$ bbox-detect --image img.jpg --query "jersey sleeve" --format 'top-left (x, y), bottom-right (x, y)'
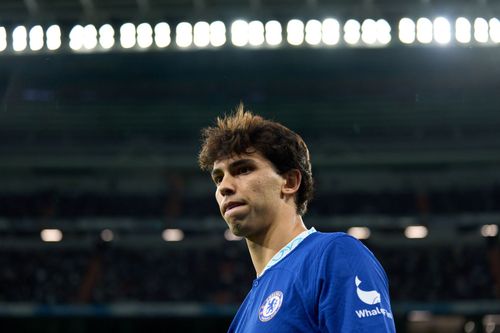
top-left (317, 235), bottom-right (396, 333)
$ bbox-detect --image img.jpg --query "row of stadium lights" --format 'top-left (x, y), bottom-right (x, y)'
top-left (0, 17), bottom-right (499, 52)
top-left (39, 224), bottom-right (498, 242)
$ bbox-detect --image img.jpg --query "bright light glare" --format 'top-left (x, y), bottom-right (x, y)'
top-left (46, 25), bottom-right (61, 50)
top-left (361, 19), bottom-right (377, 44)
top-left (224, 229), bottom-right (243, 241)
top-left (154, 22), bottom-right (171, 48)
top-left (29, 25), bottom-right (44, 51)
top-left (408, 311), bottom-right (433, 322)
top-left (347, 227), bottom-right (371, 240)
top-left (416, 18), bottom-right (433, 44)
top-left (434, 17), bottom-right (451, 44)
top-left (481, 224), bottom-right (498, 237)
top-left (194, 21), bottom-right (210, 47)
top-left (83, 24), bottom-right (98, 50)
top-left (248, 20), bottom-right (265, 46)
top-left (13, 25), bottom-right (28, 51)
top-left (176, 22), bottom-right (193, 48)
top-left (99, 24), bottom-right (114, 49)
top-left (0, 27), bottom-right (6, 52)
top-left (120, 23), bottom-right (136, 49)
top-left (456, 17), bottom-right (471, 43)
top-left (376, 19), bottom-right (391, 44)
top-left (399, 18), bottom-right (416, 44)
top-left (69, 25), bottom-right (84, 50)
top-left (137, 23), bottom-right (153, 48)
top-left (404, 225), bottom-right (428, 239)
top-left (41, 229), bottom-right (63, 242)
top-left (101, 229), bottom-right (114, 242)
top-left (287, 19), bottom-right (304, 46)
top-left (474, 18), bottom-right (489, 43)
top-left (231, 20), bottom-right (249, 47)
top-left (322, 18), bottom-right (340, 45)
top-left (490, 18), bottom-right (500, 43)
top-left (265, 20), bottom-right (282, 46)
top-left (305, 19), bottom-right (322, 45)
top-left (162, 229), bottom-right (184, 241)
top-left (210, 21), bottom-right (226, 47)
top-left (344, 19), bottom-right (361, 45)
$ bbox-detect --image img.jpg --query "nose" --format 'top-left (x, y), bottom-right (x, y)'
top-left (218, 174), bottom-right (236, 197)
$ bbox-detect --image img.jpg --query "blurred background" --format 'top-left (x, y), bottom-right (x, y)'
top-left (0, 0), bottom-right (499, 332)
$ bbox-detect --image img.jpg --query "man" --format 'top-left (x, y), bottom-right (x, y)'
top-left (198, 104), bottom-right (396, 332)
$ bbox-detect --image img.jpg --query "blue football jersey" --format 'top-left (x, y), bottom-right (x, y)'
top-left (228, 231), bottom-right (396, 333)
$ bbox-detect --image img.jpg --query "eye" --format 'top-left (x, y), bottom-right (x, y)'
top-left (212, 175), bottom-right (223, 185)
top-left (237, 166), bottom-right (252, 175)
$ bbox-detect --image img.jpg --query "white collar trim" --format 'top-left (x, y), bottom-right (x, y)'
top-left (258, 227), bottom-right (317, 278)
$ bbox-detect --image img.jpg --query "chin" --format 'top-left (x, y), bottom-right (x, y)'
top-left (228, 221), bottom-right (248, 238)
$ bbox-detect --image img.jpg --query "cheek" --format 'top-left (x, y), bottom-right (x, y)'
top-left (250, 177), bottom-right (282, 198)
top-left (215, 190), bottom-right (222, 206)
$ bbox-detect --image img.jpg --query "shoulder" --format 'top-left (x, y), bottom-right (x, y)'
top-left (307, 231), bottom-right (369, 256)
top-left (309, 231), bottom-right (386, 280)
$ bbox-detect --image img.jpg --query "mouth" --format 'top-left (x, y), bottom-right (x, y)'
top-left (223, 201), bottom-right (246, 215)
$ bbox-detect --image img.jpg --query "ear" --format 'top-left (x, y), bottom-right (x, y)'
top-left (281, 169), bottom-right (302, 195)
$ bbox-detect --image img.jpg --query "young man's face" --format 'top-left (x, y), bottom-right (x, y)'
top-left (211, 151), bottom-right (286, 239)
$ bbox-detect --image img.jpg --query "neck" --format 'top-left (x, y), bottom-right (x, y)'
top-left (246, 214), bottom-right (307, 277)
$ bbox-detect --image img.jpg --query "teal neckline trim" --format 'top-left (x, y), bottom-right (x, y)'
top-left (258, 227), bottom-right (317, 278)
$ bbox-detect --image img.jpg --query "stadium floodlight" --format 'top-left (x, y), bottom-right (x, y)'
top-left (361, 19), bottom-right (377, 45)
top-left (287, 19), bottom-right (304, 46)
top-left (433, 17), bottom-right (451, 44)
top-left (416, 18), bottom-right (433, 44)
top-left (0, 27), bottom-right (6, 52)
top-left (69, 25), bottom-right (84, 50)
top-left (210, 21), bottom-right (226, 47)
top-left (100, 229), bottom-right (114, 242)
top-left (162, 229), bottom-right (184, 241)
top-left (322, 18), bottom-right (340, 45)
top-left (83, 24), bottom-right (98, 50)
top-left (176, 22), bottom-right (193, 48)
top-left (29, 25), bottom-right (44, 51)
top-left (490, 18), bottom-right (500, 43)
top-left (231, 20), bottom-right (249, 47)
top-left (137, 23), bottom-right (153, 48)
top-left (305, 19), bottom-right (322, 45)
top-left (455, 17), bottom-right (471, 44)
top-left (41, 229), bottom-right (63, 242)
top-left (344, 19), bottom-right (361, 45)
top-left (265, 20), bottom-right (282, 46)
top-left (120, 23), bottom-right (136, 49)
top-left (12, 25), bottom-right (28, 52)
top-left (46, 25), bottom-right (61, 50)
top-left (399, 18), bottom-right (416, 44)
top-left (404, 225), bottom-right (428, 239)
top-left (224, 229), bottom-right (243, 241)
top-left (98, 24), bottom-right (114, 49)
top-left (376, 19), bottom-right (391, 45)
top-left (474, 18), bottom-right (489, 43)
top-left (480, 224), bottom-right (498, 237)
top-left (193, 21), bottom-right (210, 47)
top-left (154, 22), bottom-right (171, 48)
top-left (347, 227), bottom-right (371, 240)
top-left (248, 20), bottom-right (265, 46)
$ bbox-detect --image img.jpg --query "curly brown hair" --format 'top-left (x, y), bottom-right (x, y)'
top-left (198, 104), bottom-right (313, 215)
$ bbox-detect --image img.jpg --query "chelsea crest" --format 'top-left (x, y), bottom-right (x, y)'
top-left (258, 291), bottom-right (284, 322)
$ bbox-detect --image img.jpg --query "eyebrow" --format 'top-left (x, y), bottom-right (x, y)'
top-left (211, 158), bottom-right (255, 178)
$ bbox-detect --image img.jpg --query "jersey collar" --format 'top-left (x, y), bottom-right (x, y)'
top-left (258, 227), bottom-right (317, 278)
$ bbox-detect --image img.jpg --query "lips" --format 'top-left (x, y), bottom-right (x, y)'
top-left (223, 201), bottom-right (246, 215)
